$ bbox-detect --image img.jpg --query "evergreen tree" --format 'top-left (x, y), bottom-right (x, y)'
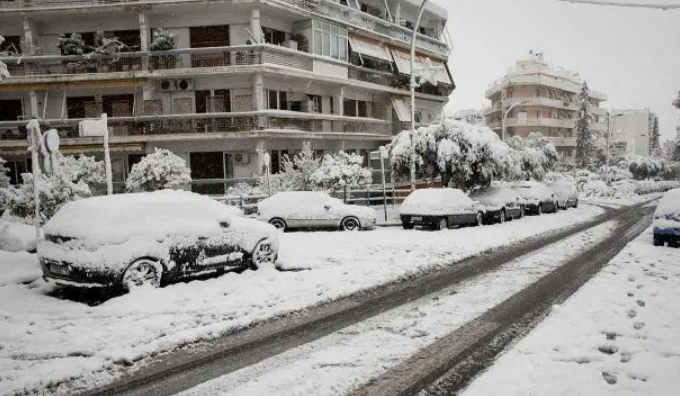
top-left (649, 115), bottom-right (660, 154)
top-left (575, 81), bottom-right (595, 169)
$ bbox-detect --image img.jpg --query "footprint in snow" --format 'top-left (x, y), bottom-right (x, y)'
top-left (598, 345), bottom-right (619, 355)
top-left (628, 372), bottom-right (648, 382)
top-left (627, 309), bottom-right (638, 318)
top-left (637, 300), bottom-right (646, 307)
top-left (633, 322), bottom-right (646, 330)
top-left (627, 292), bottom-right (634, 297)
top-left (602, 371), bottom-right (618, 385)
top-left (620, 352), bottom-right (633, 363)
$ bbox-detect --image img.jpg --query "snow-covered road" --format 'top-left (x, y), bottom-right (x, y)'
top-left (0, 205), bottom-right (605, 395)
top-left (461, 226), bottom-right (680, 396)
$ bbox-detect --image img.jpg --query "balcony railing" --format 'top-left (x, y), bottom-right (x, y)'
top-left (0, 111), bottom-right (392, 141)
top-left (503, 117), bottom-right (575, 129)
top-left (486, 75), bottom-right (607, 101)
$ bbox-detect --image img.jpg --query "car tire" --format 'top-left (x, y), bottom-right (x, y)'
top-left (435, 217), bottom-right (448, 231)
top-left (269, 218), bottom-right (287, 231)
top-left (653, 236), bottom-right (663, 246)
top-left (499, 209), bottom-right (506, 224)
top-left (122, 259), bottom-right (162, 291)
top-left (475, 212), bottom-right (484, 227)
top-left (251, 240), bottom-right (277, 270)
top-left (574, 200), bottom-right (579, 208)
top-left (402, 223), bottom-right (414, 230)
top-left (341, 217), bottom-right (360, 231)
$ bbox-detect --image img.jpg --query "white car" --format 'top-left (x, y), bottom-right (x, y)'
top-left (256, 191), bottom-right (377, 231)
top-left (653, 188), bottom-right (680, 248)
top-left (38, 190), bottom-right (278, 291)
top-left (545, 181), bottom-right (579, 209)
top-left (510, 181), bottom-right (558, 215)
top-left (399, 188), bottom-right (486, 230)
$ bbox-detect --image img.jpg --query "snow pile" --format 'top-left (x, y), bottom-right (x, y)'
top-left (0, 220), bottom-right (36, 252)
top-left (0, 250), bottom-right (40, 286)
top-left (653, 188), bottom-right (680, 229)
top-left (462, 225), bottom-right (680, 396)
top-left (400, 188), bottom-right (478, 215)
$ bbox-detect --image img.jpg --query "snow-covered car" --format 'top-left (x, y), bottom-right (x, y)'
top-left (652, 188), bottom-right (680, 248)
top-left (256, 191), bottom-right (377, 231)
top-left (510, 182), bottom-right (558, 215)
top-left (399, 188), bottom-right (486, 230)
top-left (38, 190), bottom-right (278, 291)
top-left (469, 186), bottom-right (524, 223)
top-left (545, 181), bottom-right (579, 209)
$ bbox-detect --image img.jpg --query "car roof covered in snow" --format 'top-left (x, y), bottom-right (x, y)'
top-left (400, 188), bottom-right (475, 215)
top-left (654, 188), bottom-right (680, 222)
top-left (44, 190), bottom-right (242, 241)
top-left (469, 186), bottom-right (519, 207)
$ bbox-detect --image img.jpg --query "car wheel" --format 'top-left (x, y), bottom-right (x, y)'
top-left (499, 209), bottom-right (506, 224)
top-left (475, 212), bottom-right (484, 227)
top-left (269, 218), bottom-right (287, 231)
top-left (435, 217), bottom-right (448, 230)
top-left (251, 240), bottom-right (277, 270)
top-left (341, 217), bottom-right (360, 231)
top-left (574, 200), bottom-right (579, 208)
top-left (122, 259), bottom-right (162, 290)
top-left (402, 222), bottom-right (414, 230)
top-left (653, 236), bottom-right (663, 246)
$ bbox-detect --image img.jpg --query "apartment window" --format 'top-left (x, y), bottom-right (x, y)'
top-left (343, 99), bottom-right (372, 118)
top-left (196, 90), bottom-right (231, 113)
top-left (66, 96), bottom-right (96, 119)
top-left (262, 27), bottom-right (287, 46)
top-left (268, 90), bottom-right (288, 110)
top-left (536, 110), bottom-right (541, 118)
top-left (0, 99), bottom-right (23, 121)
top-left (190, 25), bottom-right (230, 48)
top-left (0, 35), bottom-right (21, 54)
top-left (312, 20), bottom-right (348, 61)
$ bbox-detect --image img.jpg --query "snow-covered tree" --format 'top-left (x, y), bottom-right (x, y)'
top-left (0, 35), bottom-right (11, 82)
top-left (649, 115), bottom-right (660, 155)
top-left (575, 81), bottom-right (596, 169)
top-left (391, 115), bottom-right (516, 190)
top-left (4, 154), bottom-right (105, 224)
top-left (125, 148), bottom-right (191, 192)
top-left (255, 142), bottom-right (322, 195)
top-left (627, 155), bottom-right (665, 180)
top-left (310, 151), bottom-right (372, 196)
top-left (507, 132), bottom-right (559, 181)
top-left (0, 157), bottom-right (10, 188)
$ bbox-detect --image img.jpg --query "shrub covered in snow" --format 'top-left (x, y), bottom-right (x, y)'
top-left (0, 35), bottom-right (10, 82)
top-left (258, 142), bottom-right (321, 195)
top-left (507, 132), bottom-right (559, 181)
top-left (125, 148), bottom-right (191, 192)
top-left (3, 154), bottom-right (104, 224)
top-left (627, 155), bottom-right (666, 180)
top-left (310, 151), bottom-right (372, 193)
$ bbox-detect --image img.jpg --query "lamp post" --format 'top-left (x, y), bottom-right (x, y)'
top-left (409, 0), bottom-right (429, 191)
top-left (500, 100), bottom-right (528, 142)
top-left (606, 112), bottom-right (624, 185)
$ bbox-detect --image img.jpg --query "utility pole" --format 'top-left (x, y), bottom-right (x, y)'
top-left (409, 0), bottom-right (429, 191)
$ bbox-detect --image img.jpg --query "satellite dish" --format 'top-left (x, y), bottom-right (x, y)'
top-left (43, 129), bottom-right (60, 153)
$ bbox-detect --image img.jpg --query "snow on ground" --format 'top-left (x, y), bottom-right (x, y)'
top-left (0, 250), bottom-right (40, 287)
top-left (461, 226), bottom-right (680, 396)
top-left (176, 220), bottom-right (619, 396)
top-left (0, 205), bottom-right (604, 395)
top-left (0, 220), bottom-right (36, 252)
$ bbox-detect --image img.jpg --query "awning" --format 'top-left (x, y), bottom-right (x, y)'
top-left (60, 143), bottom-right (144, 154)
top-left (389, 47), bottom-right (452, 85)
top-left (391, 96), bottom-right (411, 122)
top-left (348, 34), bottom-right (392, 63)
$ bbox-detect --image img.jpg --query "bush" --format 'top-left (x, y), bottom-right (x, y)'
top-left (125, 149), bottom-right (191, 192)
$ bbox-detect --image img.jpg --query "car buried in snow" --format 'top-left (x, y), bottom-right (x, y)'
top-left (652, 188), bottom-right (680, 248)
top-left (469, 186), bottom-right (524, 224)
top-left (38, 190), bottom-right (279, 291)
top-left (256, 191), bottom-right (377, 231)
top-left (509, 182), bottom-right (558, 215)
top-left (399, 188), bottom-right (486, 230)
top-left (545, 181), bottom-right (579, 209)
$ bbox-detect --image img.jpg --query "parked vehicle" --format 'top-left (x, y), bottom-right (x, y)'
top-left (653, 188), bottom-right (680, 248)
top-left (469, 186), bottom-right (524, 223)
top-left (256, 191), bottom-right (377, 231)
top-left (38, 190), bottom-right (278, 291)
top-left (510, 182), bottom-right (558, 215)
top-left (546, 181), bottom-right (579, 209)
top-left (399, 188), bottom-right (486, 230)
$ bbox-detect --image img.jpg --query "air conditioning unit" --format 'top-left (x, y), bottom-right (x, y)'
top-left (233, 153), bottom-right (250, 164)
top-left (160, 80), bottom-right (176, 91)
top-left (176, 79), bottom-right (195, 91)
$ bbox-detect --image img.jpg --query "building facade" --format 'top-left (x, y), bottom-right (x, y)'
top-left (609, 109), bottom-right (657, 157)
top-left (484, 52), bottom-right (607, 162)
top-left (0, 0), bottom-right (454, 193)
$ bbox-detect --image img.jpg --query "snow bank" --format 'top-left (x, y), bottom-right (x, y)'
top-left (0, 220), bottom-right (36, 252)
top-left (0, 250), bottom-right (40, 286)
top-left (400, 188), bottom-right (478, 215)
top-left (462, 226), bottom-right (680, 396)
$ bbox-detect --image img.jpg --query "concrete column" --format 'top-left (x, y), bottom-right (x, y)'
top-left (250, 7), bottom-right (262, 44)
top-left (252, 73), bottom-right (265, 111)
top-left (333, 86), bottom-right (344, 116)
top-left (22, 18), bottom-right (38, 55)
top-left (322, 96), bottom-right (332, 132)
top-left (139, 11), bottom-right (151, 73)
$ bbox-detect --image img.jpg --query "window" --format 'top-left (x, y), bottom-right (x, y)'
top-left (344, 100), bottom-right (356, 117)
top-left (0, 99), bottom-right (23, 121)
top-left (66, 96), bottom-right (96, 119)
top-left (268, 90), bottom-right (288, 110)
top-left (536, 110), bottom-right (542, 118)
top-left (4, 159), bottom-right (28, 185)
top-left (190, 152), bottom-right (224, 180)
top-left (312, 20), bottom-right (348, 61)
top-left (262, 27), bottom-right (287, 46)
top-left (127, 154), bottom-right (144, 173)
top-left (0, 35), bottom-right (21, 55)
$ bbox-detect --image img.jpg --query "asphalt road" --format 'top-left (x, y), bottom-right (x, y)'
top-left (79, 203), bottom-right (650, 396)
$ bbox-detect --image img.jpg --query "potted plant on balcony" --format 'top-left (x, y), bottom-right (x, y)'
top-left (92, 30), bottom-right (129, 72)
top-left (150, 29), bottom-right (177, 70)
top-left (58, 33), bottom-right (88, 73)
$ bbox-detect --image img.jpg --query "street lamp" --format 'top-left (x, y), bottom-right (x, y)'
top-left (501, 100), bottom-right (528, 142)
top-left (606, 112), bottom-right (624, 185)
top-left (409, 0), bottom-right (429, 191)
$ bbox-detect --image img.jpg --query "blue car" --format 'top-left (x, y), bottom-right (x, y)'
top-left (653, 189), bottom-right (680, 248)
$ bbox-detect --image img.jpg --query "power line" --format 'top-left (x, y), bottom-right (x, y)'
top-left (551, 0), bottom-right (680, 10)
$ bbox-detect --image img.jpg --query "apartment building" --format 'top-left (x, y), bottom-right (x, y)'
top-left (484, 52), bottom-right (607, 161)
top-left (0, 0), bottom-right (454, 193)
top-left (609, 109), bottom-right (657, 157)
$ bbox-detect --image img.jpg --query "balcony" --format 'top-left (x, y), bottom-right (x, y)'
top-left (484, 97), bottom-right (577, 116)
top-left (546, 137), bottom-right (577, 147)
top-left (0, 44), bottom-right (451, 99)
top-left (0, 0), bottom-right (449, 57)
top-left (0, 111), bottom-right (393, 144)
top-left (486, 75), bottom-right (607, 101)
top-left (503, 117), bottom-right (575, 129)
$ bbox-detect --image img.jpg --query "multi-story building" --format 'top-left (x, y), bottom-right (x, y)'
top-left (609, 109), bottom-right (657, 157)
top-left (484, 52), bottom-right (607, 162)
top-left (450, 108), bottom-right (485, 126)
top-left (0, 0), bottom-right (454, 193)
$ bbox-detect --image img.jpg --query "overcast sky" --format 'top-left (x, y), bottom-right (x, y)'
top-left (437, 0), bottom-right (680, 141)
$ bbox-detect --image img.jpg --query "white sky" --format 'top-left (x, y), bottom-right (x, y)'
top-left (437, 0), bottom-right (680, 141)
